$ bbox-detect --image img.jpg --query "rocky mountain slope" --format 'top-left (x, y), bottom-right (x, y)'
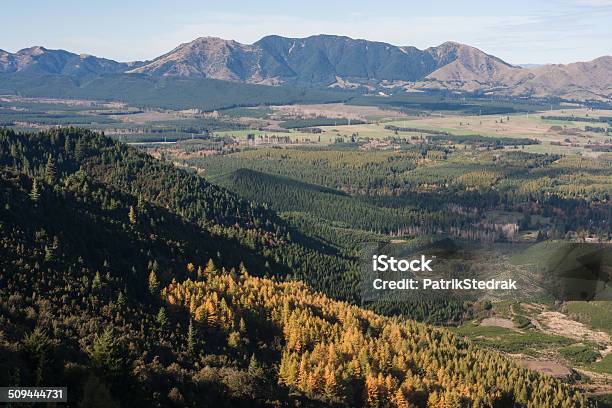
top-left (419, 42), bottom-right (531, 91)
top-left (416, 45), bottom-right (612, 101)
top-left (518, 56), bottom-right (612, 101)
top-left (126, 37), bottom-right (261, 82)
top-left (1, 35), bottom-right (610, 101)
top-left (126, 35), bottom-right (444, 84)
top-left (0, 46), bottom-right (139, 76)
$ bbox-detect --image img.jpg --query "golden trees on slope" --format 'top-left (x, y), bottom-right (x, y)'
top-left (162, 264), bottom-right (590, 408)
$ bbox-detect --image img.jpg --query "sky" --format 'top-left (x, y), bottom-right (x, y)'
top-left (3, 0), bottom-right (611, 64)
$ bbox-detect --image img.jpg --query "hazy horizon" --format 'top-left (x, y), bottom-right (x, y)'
top-left (3, 0), bottom-right (612, 65)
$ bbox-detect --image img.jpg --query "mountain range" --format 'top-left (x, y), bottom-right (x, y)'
top-left (1, 34), bottom-right (611, 102)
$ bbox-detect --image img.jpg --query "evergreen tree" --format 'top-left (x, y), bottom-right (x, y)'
top-left (45, 155), bottom-right (57, 184)
top-left (148, 270), bottom-right (159, 297)
top-left (116, 291), bottom-right (126, 307)
top-left (205, 258), bottom-right (216, 275)
top-left (92, 271), bottom-right (102, 292)
top-left (75, 138), bottom-right (85, 161)
top-left (63, 136), bottom-right (72, 154)
top-left (23, 328), bottom-right (51, 386)
top-left (137, 194), bottom-right (146, 212)
top-left (156, 307), bottom-right (168, 329)
top-left (186, 319), bottom-right (196, 356)
top-left (247, 354), bottom-right (265, 378)
top-left (44, 245), bottom-right (55, 262)
top-left (29, 179), bottom-right (40, 202)
top-left (239, 262), bottom-right (249, 277)
top-left (238, 317), bottom-right (247, 334)
top-left (89, 328), bottom-right (122, 380)
top-left (128, 206), bottom-right (137, 225)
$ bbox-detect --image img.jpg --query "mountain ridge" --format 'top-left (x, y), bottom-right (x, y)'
top-left (1, 34), bottom-right (610, 102)
top-left (0, 45), bottom-right (141, 76)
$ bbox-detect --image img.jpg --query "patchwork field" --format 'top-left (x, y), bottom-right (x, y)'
top-left (213, 106), bottom-right (611, 155)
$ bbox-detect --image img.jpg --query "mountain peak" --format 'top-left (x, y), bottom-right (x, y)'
top-left (19, 45), bottom-right (48, 55)
top-left (126, 35), bottom-right (258, 80)
top-left (437, 40), bottom-right (464, 47)
top-left (187, 36), bottom-right (241, 46)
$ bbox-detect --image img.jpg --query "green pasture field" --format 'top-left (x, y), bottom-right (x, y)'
top-left (452, 322), bottom-right (575, 354)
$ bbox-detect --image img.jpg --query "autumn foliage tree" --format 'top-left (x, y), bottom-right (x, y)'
top-left (163, 266), bottom-right (591, 407)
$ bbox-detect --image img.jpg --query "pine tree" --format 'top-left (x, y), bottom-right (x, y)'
top-left (167, 388), bottom-right (185, 405)
top-left (137, 194), bottom-right (146, 212)
top-left (248, 354), bottom-right (263, 376)
top-left (30, 179), bottom-right (40, 202)
top-left (75, 139), bottom-right (85, 161)
top-left (238, 317), bottom-right (247, 334)
top-left (128, 206), bottom-right (137, 225)
top-left (89, 327), bottom-right (122, 379)
top-left (205, 299), bottom-right (217, 326)
top-left (186, 319), bottom-right (196, 356)
top-left (116, 291), bottom-right (126, 307)
top-left (23, 328), bottom-right (51, 386)
top-left (306, 369), bottom-right (323, 396)
top-left (239, 262), bottom-right (249, 277)
top-left (63, 136), bottom-right (71, 154)
top-left (298, 353), bottom-right (309, 389)
top-left (444, 391), bottom-right (462, 408)
top-left (323, 365), bottom-right (338, 399)
top-left (394, 388), bottom-right (409, 408)
top-left (427, 390), bottom-right (440, 408)
top-left (365, 375), bottom-right (380, 408)
top-left (279, 352), bottom-right (298, 386)
top-left (156, 307), bottom-right (168, 329)
top-left (194, 304), bottom-right (207, 322)
top-left (148, 270), bottom-right (159, 297)
top-left (92, 271), bottom-right (102, 292)
top-left (205, 259), bottom-right (216, 275)
top-left (44, 245), bottom-right (55, 262)
top-left (44, 155), bottom-right (57, 185)
top-left (161, 266), bottom-right (585, 407)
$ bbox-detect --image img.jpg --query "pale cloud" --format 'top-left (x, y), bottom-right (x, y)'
top-left (572, 0), bottom-right (612, 6)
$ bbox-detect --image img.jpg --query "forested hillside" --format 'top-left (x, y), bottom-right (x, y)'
top-left (163, 272), bottom-right (592, 407)
top-left (0, 164), bottom-right (592, 406)
top-left (0, 167), bottom-right (321, 407)
top-left (0, 128), bottom-right (360, 302)
top-left (0, 73), bottom-right (352, 111)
